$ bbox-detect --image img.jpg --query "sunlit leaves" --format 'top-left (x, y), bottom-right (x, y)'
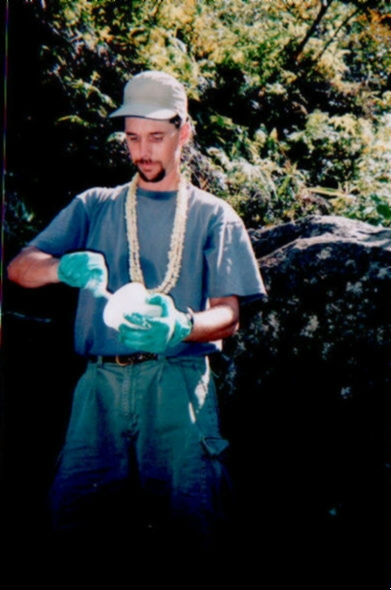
top-left (10, 0), bottom-right (391, 234)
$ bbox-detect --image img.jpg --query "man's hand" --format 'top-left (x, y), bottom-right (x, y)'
top-left (118, 293), bottom-right (192, 354)
top-left (58, 251), bottom-right (108, 296)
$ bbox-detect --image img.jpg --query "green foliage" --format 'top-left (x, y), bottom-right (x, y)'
top-left (329, 109), bottom-right (391, 226)
top-left (287, 110), bottom-right (371, 186)
top-left (186, 126), bottom-right (329, 227)
top-left (332, 193), bottom-right (391, 227)
top-left (4, 192), bottom-right (39, 257)
top-left (6, 0), bottom-right (391, 250)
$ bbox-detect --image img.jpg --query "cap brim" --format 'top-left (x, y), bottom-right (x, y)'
top-left (109, 103), bottom-right (178, 119)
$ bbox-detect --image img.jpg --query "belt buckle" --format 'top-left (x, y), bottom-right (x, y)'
top-left (114, 352), bottom-right (155, 366)
top-left (115, 354), bottom-right (135, 366)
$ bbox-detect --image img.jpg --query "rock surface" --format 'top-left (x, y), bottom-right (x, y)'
top-left (221, 215), bottom-right (391, 586)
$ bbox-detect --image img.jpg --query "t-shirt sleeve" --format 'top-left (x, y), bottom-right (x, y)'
top-left (204, 212), bottom-right (267, 303)
top-left (28, 195), bottom-right (90, 256)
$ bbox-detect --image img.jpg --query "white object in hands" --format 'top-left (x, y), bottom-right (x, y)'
top-left (103, 282), bottom-right (162, 330)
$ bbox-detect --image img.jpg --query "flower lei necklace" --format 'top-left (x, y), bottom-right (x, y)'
top-left (125, 173), bottom-right (189, 294)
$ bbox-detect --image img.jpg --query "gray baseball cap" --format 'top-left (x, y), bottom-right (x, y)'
top-left (109, 70), bottom-right (188, 120)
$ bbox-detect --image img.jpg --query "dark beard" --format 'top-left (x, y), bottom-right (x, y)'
top-left (137, 167), bottom-right (166, 184)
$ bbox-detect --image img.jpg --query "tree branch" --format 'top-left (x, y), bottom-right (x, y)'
top-left (312, 6), bottom-right (366, 67)
top-left (291, 0), bottom-right (334, 63)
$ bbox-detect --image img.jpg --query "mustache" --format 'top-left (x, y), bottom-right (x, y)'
top-left (135, 158), bottom-right (155, 165)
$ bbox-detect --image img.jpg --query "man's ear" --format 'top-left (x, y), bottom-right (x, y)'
top-left (179, 120), bottom-right (191, 146)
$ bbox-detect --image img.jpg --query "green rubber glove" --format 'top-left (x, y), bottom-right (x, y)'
top-left (118, 293), bottom-right (193, 354)
top-left (58, 251), bottom-right (108, 296)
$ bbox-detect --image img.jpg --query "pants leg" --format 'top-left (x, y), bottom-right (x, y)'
top-left (50, 356), bottom-right (232, 553)
top-left (50, 360), bottom-right (139, 537)
top-left (135, 356), bottom-right (232, 550)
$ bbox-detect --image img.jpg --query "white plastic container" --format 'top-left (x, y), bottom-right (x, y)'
top-left (103, 282), bottom-right (162, 330)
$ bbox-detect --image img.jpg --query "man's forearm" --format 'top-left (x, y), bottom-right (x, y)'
top-left (184, 296), bottom-right (240, 343)
top-left (7, 246), bottom-right (60, 288)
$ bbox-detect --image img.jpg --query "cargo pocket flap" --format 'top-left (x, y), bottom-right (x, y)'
top-left (202, 436), bottom-right (230, 458)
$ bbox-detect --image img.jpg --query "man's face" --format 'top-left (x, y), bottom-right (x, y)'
top-left (124, 117), bottom-right (189, 186)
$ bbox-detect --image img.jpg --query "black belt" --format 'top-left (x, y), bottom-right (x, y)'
top-left (88, 352), bottom-right (158, 366)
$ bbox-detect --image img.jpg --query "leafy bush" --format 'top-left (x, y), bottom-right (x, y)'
top-left (6, 0), bottom-right (391, 250)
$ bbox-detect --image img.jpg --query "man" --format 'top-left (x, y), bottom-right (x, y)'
top-left (8, 71), bottom-right (266, 561)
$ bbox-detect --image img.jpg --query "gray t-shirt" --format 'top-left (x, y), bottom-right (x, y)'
top-left (29, 182), bottom-right (266, 357)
